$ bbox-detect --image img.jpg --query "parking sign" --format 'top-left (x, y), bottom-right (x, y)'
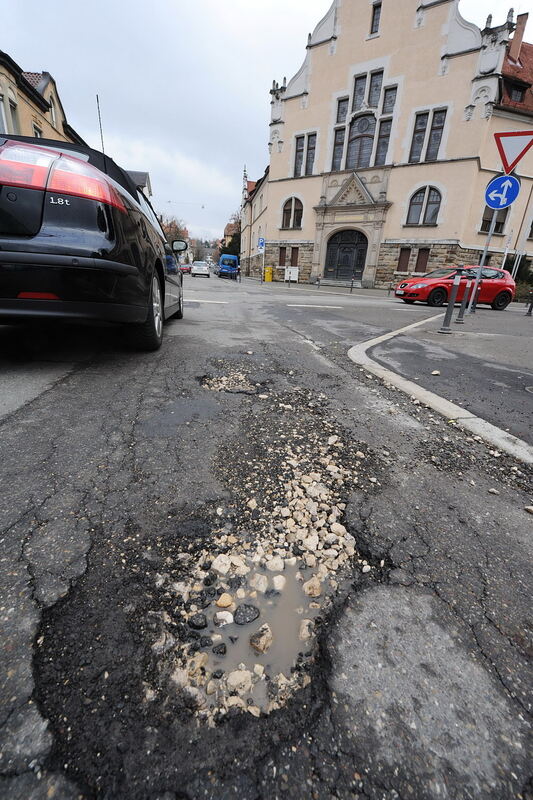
top-left (258, 237), bottom-right (265, 253)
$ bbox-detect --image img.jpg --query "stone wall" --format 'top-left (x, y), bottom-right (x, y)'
top-left (374, 241), bottom-right (491, 288)
top-left (242, 242), bottom-right (315, 282)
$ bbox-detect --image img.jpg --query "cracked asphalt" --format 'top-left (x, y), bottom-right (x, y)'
top-left (0, 278), bottom-right (531, 800)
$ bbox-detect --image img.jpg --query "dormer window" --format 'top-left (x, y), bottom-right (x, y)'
top-left (509, 83), bottom-right (525, 102)
top-left (49, 96), bottom-right (57, 128)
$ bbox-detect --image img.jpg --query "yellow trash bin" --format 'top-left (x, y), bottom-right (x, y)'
top-left (264, 266), bottom-right (273, 282)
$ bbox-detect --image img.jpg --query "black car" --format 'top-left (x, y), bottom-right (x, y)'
top-left (0, 135), bottom-right (187, 350)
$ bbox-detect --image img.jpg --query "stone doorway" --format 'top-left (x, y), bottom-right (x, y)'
top-left (324, 230), bottom-right (368, 281)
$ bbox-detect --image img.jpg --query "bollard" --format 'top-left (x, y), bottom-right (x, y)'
top-left (317, 276), bottom-right (321, 290)
top-left (438, 272), bottom-right (463, 334)
top-left (526, 292), bottom-right (533, 317)
top-left (454, 279), bottom-right (472, 324)
top-left (350, 275), bottom-right (355, 294)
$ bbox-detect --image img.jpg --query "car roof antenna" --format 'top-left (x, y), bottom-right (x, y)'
top-left (96, 94), bottom-right (105, 155)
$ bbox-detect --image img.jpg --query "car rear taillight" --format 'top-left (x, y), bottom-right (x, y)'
top-left (47, 156), bottom-right (126, 212)
top-left (0, 140), bottom-right (126, 212)
top-left (18, 292), bottom-right (60, 300)
top-left (0, 142), bottom-right (57, 190)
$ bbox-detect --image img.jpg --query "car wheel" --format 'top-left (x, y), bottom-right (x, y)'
top-left (491, 291), bottom-right (511, 311)
top-left (129, 272), bottom-right (164, 351)
top-left (427, 288), bottom-right (447, 307)
top-left (172, 284), bottom-right (184, 319)
top-left (402, 299), bottom-right (415, 304)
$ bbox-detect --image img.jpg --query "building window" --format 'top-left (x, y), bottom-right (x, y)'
top-left (295, 133), bottom-right (317, 177)
top-left (337, 98), bottom-right (349, 124)
top-left (291, 247), bottom-right (299, 267)
top-left (294, 136), bottom-right (305, 176)
top-left (409, 112), bottom-right (429, 163)
top-left (279, 246), bottom-right (287, 266)
top-left (346, 114), bottom-right (376, 169)
top-left (282, 197), bottom-right (303, 229)
top-left (425, 110), bottom-right (447, 162)
top-left (528, 219), bottom-right (533, 239)
top-left (397, 247), bottom-right (411, 272)
top-left (49, 96), bottom-right (57, 128)
top-left (375, 119), bottom-right (392, 166)
top-left (415, 248), bottom-right (430, 273)
top-left (332, 128), bottom-right (345, 171)
top-left (508, 83), bottom-right (525, 102)
top-left (0, 96), bottom-right (7, 134)
top-left (352, 76), bottom-right (366, 112)
top-left (406, 186), bottom-right (441, 225)
top-left (8, 90), bottom-right (20, 134)
top-left (33, 124), bottom-right (43, 138)
top-left (305, 133), bottom-right (316, 175)
top-left (382, 87), bottom-right (397, 114)
top-left (370, 3), bottom-right (382, 34)
top-left (368, 71), bottom-right (383, 107)
top-left (481, 205), bottom-right (508, 234)
top-left (409, 109), bottom-right (447, 163)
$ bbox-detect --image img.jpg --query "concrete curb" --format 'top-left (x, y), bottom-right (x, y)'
top-left (347, 314), bottom-right (533, 466)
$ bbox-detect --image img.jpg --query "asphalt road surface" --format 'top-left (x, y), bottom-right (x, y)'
top-left (1, 277), bottom-right (532, 800)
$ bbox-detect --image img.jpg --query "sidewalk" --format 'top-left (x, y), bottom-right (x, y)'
top-left (367, 303), bottom-right (533, 444)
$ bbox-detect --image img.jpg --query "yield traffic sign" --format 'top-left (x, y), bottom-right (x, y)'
top-left (494, 130), bottom-right (533, 174)
top-left (485, 174), bottom-right (520, 209)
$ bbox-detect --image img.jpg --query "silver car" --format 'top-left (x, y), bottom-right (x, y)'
top-left (191, 261), bottom-right (210, 278)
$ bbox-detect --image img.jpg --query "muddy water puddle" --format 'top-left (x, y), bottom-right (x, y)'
top-left (204, 563), bottom-right (322, 709)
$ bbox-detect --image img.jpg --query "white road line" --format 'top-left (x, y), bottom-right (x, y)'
top-left (184, 299), bottom-right (228, 304)
top-left (347, 314), bottom-right (533, 465)
top-left (287, 304), bottom-right (343, 309)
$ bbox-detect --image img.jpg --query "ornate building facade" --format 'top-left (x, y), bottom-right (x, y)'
top-left (240, 1), bottom-right (533, 286)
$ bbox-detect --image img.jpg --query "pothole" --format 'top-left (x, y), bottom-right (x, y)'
top-left (200, 370), bottom-right (259, 394)
top-left (145, 386), bottom-right (384, 725)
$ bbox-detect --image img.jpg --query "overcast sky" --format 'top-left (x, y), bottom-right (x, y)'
top-left (3, 1), bottom-right (531, 239)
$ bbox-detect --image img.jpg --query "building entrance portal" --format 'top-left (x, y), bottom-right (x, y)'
top-left (324, 230), bottom-right (368, 281)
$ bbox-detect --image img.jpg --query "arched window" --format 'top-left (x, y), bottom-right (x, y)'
top-left (406, 186), bottom-right (441, 225)
top-left (8, 89), bottom-right (20, 134)
top-left (346, 114), bottom-right (376, 169)
top-left (282, 198), bottom-right (303, 229)
top-left (49, 96), bottom-right (57, 128)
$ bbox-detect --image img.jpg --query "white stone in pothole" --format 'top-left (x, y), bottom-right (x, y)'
top-left (250, 623), bottom-right (273, 654)
top-left (272, 575), bottom-right (286, 591)
top-left (330, 522), bottom-right (347, 536)
top-left (266, 556), bottom-right (285, 571)
top-left (303, 575), bottom-right (322, 597)
top-left (299, 619), bottom-right (314, 641)
top-left (211, 554), bottom-right (232, 575)
top-left (303, 534), bottom-right (319, 551)
top-left (250, 573), bottom-right (269, 593)
top-left (214, 611), bottom-right (234, 626)
top-left (226, 670), bottom-right (254, 695)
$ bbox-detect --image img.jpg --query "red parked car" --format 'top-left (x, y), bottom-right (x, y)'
top-left (394, 266), bottom-right (515, 310)
top-left (179, 263), bottom-right (192, 274)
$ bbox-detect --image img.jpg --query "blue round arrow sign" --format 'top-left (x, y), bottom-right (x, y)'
top-left (485, 174), bottom-right (520, 210)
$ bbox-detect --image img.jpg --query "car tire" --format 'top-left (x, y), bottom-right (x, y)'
top-left (129, 272), bottom-right (164, 351)
top-left (172, 284), bottom-right (184, 320)
top-left (491, 291), bottom-right (511, 311)
top-left (402, 299), bottom-right (415, 304)
top-left (427, 288), bottom-right (447, 307)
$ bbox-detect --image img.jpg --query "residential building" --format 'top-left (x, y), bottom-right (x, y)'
top-left (0, 49), bottom-right (85, 144)
top-left (240, 2), bottom-right (533, 286)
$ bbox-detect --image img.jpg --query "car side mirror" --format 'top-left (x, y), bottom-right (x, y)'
top-left (172, 239), bottom-right (188, 253)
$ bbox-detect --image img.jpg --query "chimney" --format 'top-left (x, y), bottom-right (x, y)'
top-left (509, 12), bottom-right (528, 62)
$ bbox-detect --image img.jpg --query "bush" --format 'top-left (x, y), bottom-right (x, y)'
top-left (513, 282), bottom-right (533, 302)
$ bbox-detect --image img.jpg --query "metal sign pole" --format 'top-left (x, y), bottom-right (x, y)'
top-left (454, 278), bottom-right (472, 324)
top-left (438, 271), bottom-right (464, 334)
top-left (511, 251), bottom-right (523, 280)
top-left (467, 210), bottom-right (497, 314)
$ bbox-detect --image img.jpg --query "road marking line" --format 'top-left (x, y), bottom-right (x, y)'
top-left (287, 304), bottom-right (343, 309)
top-left (184, 299), bottom-right (228, 304)
top-left (347, 315), bottom-right (533, 465)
